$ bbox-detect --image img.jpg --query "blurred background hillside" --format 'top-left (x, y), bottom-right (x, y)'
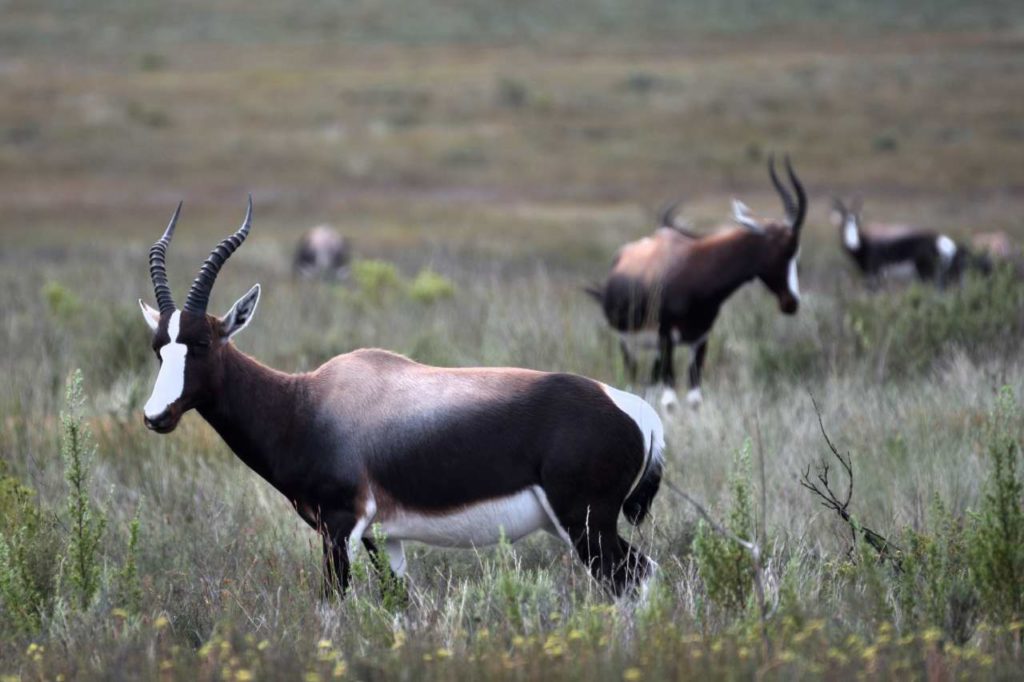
top-left (2, 0), bottom-right (1023, 273)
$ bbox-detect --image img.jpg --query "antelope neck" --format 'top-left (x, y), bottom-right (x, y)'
top-left (197, 344), bottom-right (308, 486)
top-left (704, 230), bottom-right (775, 300)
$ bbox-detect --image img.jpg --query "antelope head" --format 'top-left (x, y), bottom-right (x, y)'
top-left (830, 196), bottom-right (863, 252)
top-left (138, 197), bottom-right (261, 433)
top-left (731, 156), bottom-right (807, 315)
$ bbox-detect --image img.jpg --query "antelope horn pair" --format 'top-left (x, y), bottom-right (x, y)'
top-left (147, 196), bottom-right (253, 315)
top-left (768, 154), bottom-right (807, 234)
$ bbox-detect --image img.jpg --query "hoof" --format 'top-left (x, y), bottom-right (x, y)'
top-left (686, 388), bottom-right (703, 409)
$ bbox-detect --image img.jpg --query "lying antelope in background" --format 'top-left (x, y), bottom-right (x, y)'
top-left (830, 197), bottom-right (974, 286)
top-left (139, 198), bottom-right (665, 598)
top-left (587, 156), bottom-right (807, 410)
top-left (293, 224), bottom-right (351, 279)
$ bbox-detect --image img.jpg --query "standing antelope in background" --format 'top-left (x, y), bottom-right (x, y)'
top-left (140, 198), bottom-right (665, 598)
top-left (830, 197), bottom-right (971, 286)
top-left (588, 156), bottom-right (807, 410)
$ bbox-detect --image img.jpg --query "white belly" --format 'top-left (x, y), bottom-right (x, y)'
top-left (377, 488), bottom-right (554, 548)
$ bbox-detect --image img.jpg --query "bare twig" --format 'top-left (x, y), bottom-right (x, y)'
top-left (801, 397), bottom-right (902, 567)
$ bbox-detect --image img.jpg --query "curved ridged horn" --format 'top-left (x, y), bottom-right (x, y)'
top-left (658, 198), bottom-right (684, 229)
top-left (784, 156), bottom-right (807, 235)
top-left (150, 202), bottom-right (181, 314)
top-left (769, 155), bottom-right (807, 235)
top-left (183, 195), bottom-right (253, 315)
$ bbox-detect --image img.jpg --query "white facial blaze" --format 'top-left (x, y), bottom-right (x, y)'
top-left (787, 250), bottom-right (801, 300)
top-left (144, 311), bottom-right (186, 419)
top-left (843, 216), bottom-right (861, 250)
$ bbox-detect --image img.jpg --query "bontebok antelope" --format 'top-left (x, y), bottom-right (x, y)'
top-left (588, 156), bottom-right (807, 410)
top-left (139, 198), bottom-right (665, 598)
top-left (831, 197), bottom-right (970, 286)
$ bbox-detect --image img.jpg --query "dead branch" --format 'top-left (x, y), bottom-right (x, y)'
top-left (802, 397), bottom-right (901, 567)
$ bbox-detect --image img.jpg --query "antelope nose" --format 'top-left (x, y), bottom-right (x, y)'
top-left (144, 412), bottom-right (173, 432)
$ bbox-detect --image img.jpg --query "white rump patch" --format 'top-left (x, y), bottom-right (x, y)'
top-left (787, 249), bottom-right (801, 301)
top-left (144, 311), bottom-right (185, 419)
top-left (937, 235), bottom-right (957, 262)
top-left (377, 489), bottom-right (554, 548)
top-left (599, 383), bottom-right (667, 495)
top-left (843, 216), bottom-right (861, 250)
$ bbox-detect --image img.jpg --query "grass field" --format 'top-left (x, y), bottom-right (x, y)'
top-left (2, 1), bottom-right (1024, 679)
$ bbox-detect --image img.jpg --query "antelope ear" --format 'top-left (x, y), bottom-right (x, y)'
top-left (731, 199), bottom-right (763, 233)
top-left (139, 299), bottom-right (161, 332)
top-left (219, 284), bottom-right (261, 341)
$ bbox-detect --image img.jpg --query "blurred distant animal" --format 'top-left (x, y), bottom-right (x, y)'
top-left (830, 198), bottom-right (973, 286)
top-left (971, 230), bottom-right (1023, 271)
top-left (139, 198), bottom-right (665, 599)
top-left (293, 225), bottom-right (350, 279)
top-left (587, 156), bottom-right (807, 410)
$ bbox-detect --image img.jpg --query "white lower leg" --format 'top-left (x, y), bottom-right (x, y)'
top-left (659, 386), bottom-right (679, 410)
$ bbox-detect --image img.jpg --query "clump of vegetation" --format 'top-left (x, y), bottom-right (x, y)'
top-left (0, 463), bottom-right (58, 634)
top-left (896, 498), bottom-right (978, 645)
top-left (845, 268), bottom-right (1024, 377)
top-left (350, 259), bottom-right (457, 307)
top-left (967, 387), bottom-right (1024, 631)
top-left (61, 369), bottom-right (107, 608)
top-left (351, 259), bottom-right (404, 304)
top-left (42, 281), bottom-right (82, 322)
top-left (408, 269), bottom-right (456, 304)
top-left (693, 440), bottom-right (762, 614)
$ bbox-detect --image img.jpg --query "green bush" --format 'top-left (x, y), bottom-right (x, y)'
top-left (42, 280), bottom-right (82, 323)
top-left (0, 464), bottom-right (59, 634)
top-left (967, 387), bottom-right (1023, 630)
top-left (846, 267), bottom-right (1024, 377)
top-left (896, 497), bottom-right (978, 645)
top-left (61, 369), bottom-right (106, 609)
top-left (693, 440), bottom-right (761, 613)
top-left (408, 269), bottom-right (456, 304)
top-left (351, 259), bottom-right (404, 304)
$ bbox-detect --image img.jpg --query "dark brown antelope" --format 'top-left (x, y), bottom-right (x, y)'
top-left (293, 224), bottom-right (351, 280)
top-left (139, 198), bottom-right (665, 598)
top-left (587, 156), bottom-right (806, 410)
top-left (830, 198), bottom-right (970, 286)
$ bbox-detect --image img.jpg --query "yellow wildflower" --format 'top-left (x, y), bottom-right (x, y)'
top-left (623, 667), bottom-right (642, 681)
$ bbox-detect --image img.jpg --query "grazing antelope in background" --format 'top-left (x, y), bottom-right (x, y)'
top-left (139, 198), bottom-right (665, 598)
top-left (588, 156), bottom-right (807, 410)
top-left (293, 224), bottom-right (351, 280)
top-left (830, 197), bottom-right (972, 286)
